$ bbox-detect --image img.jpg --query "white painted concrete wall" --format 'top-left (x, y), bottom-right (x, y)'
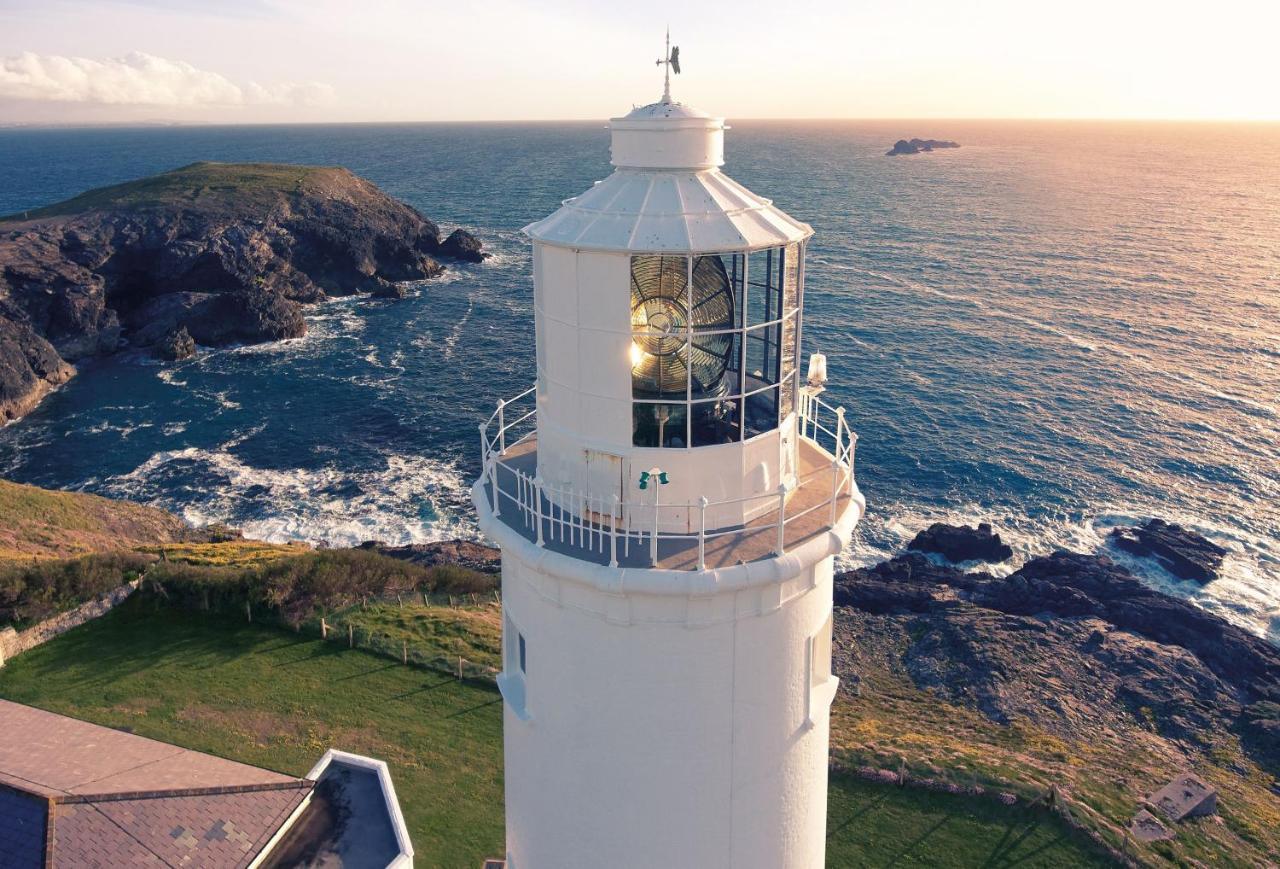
top-left (499, 541), bottom-right (837, 869)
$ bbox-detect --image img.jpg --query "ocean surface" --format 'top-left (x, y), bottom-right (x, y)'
top-left (0, 120), bottom-right (1276, 642)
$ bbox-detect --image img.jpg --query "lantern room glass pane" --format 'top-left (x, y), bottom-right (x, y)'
top-left (632, 341), bottom-right (689, 399)
top-left (781, 312), bottom-right (798, 380)
top-left (693, 253), bottom-right (742, 331)
top-left (747, 247), bottom-right (784, 326)
top-left (690, 397), bottom-right (741, 446)
top-left (633, 402), bottom-right (688, 448)
top-left (631, 255), bottom-right (690, 399)
top-left (782, 242), bottom-right (801, 315)
top-left (779, 371), bottom-right (797, 421)
top-left (745, 323), bottom-right (782, 390)
top-left (744, 387), bottom-right (779, 439)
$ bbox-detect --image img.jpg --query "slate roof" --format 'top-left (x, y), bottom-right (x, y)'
top-left (0, 700), bottom-right (313, 868)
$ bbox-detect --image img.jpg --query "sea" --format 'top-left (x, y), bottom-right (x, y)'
top-left (0, 120), bottom-right (1276, 643)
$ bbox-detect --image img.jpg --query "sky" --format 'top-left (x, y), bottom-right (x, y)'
top-left (1, 0), bottom-right (1277, 125)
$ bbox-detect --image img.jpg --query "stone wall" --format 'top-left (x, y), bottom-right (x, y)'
top-left (0, 579), bottom-right (141, 667)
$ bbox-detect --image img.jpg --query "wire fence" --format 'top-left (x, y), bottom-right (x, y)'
top-left (160, 583), bottom-right (503, 686)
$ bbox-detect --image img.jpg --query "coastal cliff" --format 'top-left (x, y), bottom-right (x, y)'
top-left (0, 162), bottom-right (484, 422)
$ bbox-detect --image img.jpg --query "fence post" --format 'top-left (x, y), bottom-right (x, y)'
top-left (423, 592), bottom-right (430, 606)
top-left (348, 623), bottom-right (354, 648)
top-left (457, 656), bottom-right (463, 680)
top-left (697, 496), bottom-right (708, 571)
top-left (245, 600), bottom-right (251, 623)
top-left (402, 640), bottom-right (408, 665)
top-left (321, 618), bottom-right (328, 639)
top-left (775, 483), bottom-right (789, 556)
top-left (533, 477), bottom-right (545, 547)
top-left (610, 495), bottom-right (620, 567)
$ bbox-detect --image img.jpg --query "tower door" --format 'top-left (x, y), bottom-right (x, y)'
top-left (583, 450), bottom-right (624, 521)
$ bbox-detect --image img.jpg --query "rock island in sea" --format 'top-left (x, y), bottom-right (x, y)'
top-left (0, 161), bottom-right (485, 422)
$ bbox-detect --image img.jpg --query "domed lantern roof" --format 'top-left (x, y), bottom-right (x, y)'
top-left (524, 96), bottom-right (812, 254)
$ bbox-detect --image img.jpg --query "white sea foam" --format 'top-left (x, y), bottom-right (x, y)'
top-left (98, 437), bottom-right (480, 549)
top-left (442, 296), bottom-right (475, 361)
top-left (842, 501), bottom-right (1280, 640)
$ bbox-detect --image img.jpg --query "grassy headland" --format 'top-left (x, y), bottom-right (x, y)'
top-left (0, 599), bottom-right (1108, 868)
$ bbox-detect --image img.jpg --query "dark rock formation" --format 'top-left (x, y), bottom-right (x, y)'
top-left (0, 312), bottom-right (75, 421)
top-left (834, 547), bottom-right (1280, 771)
top-left (907, 521), bottom-right (1013, 563)
top-left (1110, 518), bottom-right (1226, 583)
top-left (155, 326), bottom-right (195, 361)
top-left (886, 138), bottom-right (961, 156)
top-left (0, 162), bottom-right (484, 422)
top-left (438, 228), bottom-right (487, 262)
top-left (359, 538), bottom-right (501, 574)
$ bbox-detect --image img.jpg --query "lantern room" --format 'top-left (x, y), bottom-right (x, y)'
top-left (522, 97), bottom-right (813, 530)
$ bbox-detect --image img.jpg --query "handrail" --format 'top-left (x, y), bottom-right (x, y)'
top-left (478, 385), bottom-right (856, 571)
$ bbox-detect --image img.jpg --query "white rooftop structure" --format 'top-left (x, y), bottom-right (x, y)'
top-left (524, 98), bottom-right (812, 253)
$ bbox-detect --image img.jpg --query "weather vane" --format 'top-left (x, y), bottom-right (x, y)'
top-left (656, 27), bottom-right (680, 103)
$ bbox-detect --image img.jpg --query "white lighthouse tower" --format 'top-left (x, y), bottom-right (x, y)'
top-left (473, 44), bottom-right (864, 869)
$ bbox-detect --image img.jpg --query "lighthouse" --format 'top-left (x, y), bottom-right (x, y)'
top-left (473, 43), bottom-right (864, 869)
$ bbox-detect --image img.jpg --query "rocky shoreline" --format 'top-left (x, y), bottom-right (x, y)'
top-left (831, 522), bottom-right (1279, 858)
top-left (0, 162), bottom-right (485, 422)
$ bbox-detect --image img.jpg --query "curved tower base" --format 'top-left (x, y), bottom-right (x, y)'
top-left (492, 535), bottom-right (841, 869)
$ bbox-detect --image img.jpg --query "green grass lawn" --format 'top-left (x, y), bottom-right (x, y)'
top-left (0, 597), bottom-right (1109, 868)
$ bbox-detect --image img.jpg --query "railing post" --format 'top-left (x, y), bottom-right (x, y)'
top-left (533, 476), bottom-right (545, 547)
top-left (497, 398), bottom-right (506, 454)
top-left (848, 431), bottom-right (858, 494)
top-left (610, 495), bottom-right (619, 567)
top-left (829, 459), bottom-right (840, 524)
top-left (835, 406), bottom-right (846, 454)
top-left (479, 423), bottom-right (498, 515)
top-left (697, 496), bottom-right (708, 571)
top-left (775, 483), bottom-right (789, 556)
top-left (650, 482), bottom-right (660, 567)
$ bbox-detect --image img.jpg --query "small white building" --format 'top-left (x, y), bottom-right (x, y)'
top-left (473, 64), bottom-right (864, 869)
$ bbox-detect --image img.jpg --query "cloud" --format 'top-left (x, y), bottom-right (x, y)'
top-left (0, 51), bottom-right (335, 107)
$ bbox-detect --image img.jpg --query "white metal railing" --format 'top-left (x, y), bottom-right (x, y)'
top-left (479, 385), bottom-right (856, 571)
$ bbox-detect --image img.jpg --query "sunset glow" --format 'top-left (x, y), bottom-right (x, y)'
top-left (2, 0), bottom-right (1277, 124)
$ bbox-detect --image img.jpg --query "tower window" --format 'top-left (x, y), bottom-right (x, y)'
top-left (518, 633), bottom-right (527, 675)
top-left (630, 244), bottom-right (803, 448)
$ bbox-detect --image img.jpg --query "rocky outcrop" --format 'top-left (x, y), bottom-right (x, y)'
top-left (886, 138), bottom-right (960, 156)
top-left (156, 326), bottom-right (195, 361)
top-left (834, 547), bottom-right (1280, 771)
top-left (1110, 518), bottom-right (1226, 583)
top-left (0, 162), bottom-right (485, 422)
top-left (907, 521), bottom-right (1013, 563)
top-left (359, 538), bottom-right (501, 574)
top-left (438, 228), bottom-right (487, 262)
top-left (0, 312), bottom-right (75, 422)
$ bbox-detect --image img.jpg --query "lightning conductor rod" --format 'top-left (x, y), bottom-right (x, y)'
top-left (658, 27), bottom-right (672, 103)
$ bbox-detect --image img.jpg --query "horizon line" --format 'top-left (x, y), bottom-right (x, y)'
top-left (3, 115), bottom-right (1279, 131)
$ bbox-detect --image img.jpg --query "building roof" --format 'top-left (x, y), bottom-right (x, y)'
top-left (524, 96), bottom-right (813, 253)
top-left (619, 99), bottom-right (715, 120)
top-left (0, 699), bottom-right (312, 868)
top-left (523, 168), bottom-right (812, 254)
